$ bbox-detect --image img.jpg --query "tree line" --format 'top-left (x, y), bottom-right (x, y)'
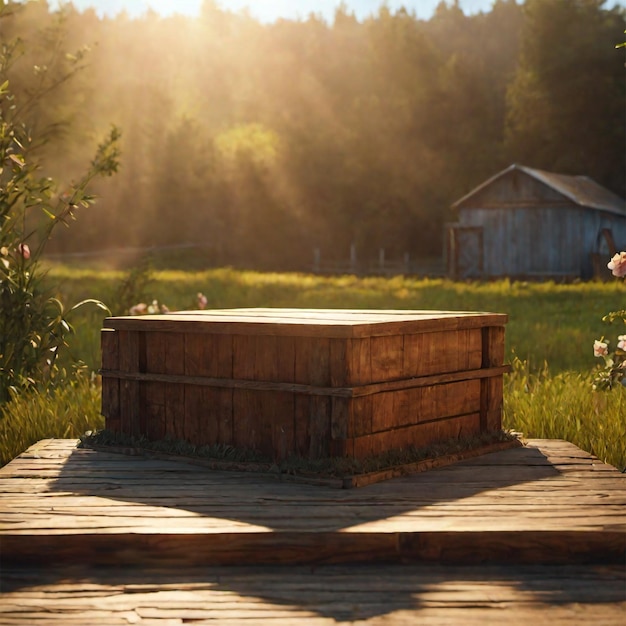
top-left (2, 0), bottom-right (625, 270)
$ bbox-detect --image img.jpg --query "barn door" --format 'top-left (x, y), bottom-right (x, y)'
top-left (449, 226), bottom-right (483, 279)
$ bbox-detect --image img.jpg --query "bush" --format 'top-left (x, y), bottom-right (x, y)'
top-left (0, 8), bottom-right (120, 403)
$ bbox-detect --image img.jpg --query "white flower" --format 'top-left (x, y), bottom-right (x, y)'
top-left (593, 340), bottom-right (609, 357)
top-left (607, 251), bottom-right (626, 278)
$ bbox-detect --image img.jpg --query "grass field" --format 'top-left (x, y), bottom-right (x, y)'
top-left (1, 264), bottom-right (625, 469)
top-left (47, 264), bottom-right (626, 373)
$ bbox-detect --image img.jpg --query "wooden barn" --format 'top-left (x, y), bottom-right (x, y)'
top-left (447, 164), bottom-right (626, 280)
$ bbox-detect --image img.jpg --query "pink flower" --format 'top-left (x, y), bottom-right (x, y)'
top-left (607, 251), bottom-right (626, 278)
top-left (18, 243), bottom-right (30, 259)
top-left (618, 335), bottom-right (626, 352)
top-left (593, 340), bottom-right (609, 357)
top-left (197, 292), bottom-right (208, 310)
top-left (129, 303), bottom-right (148, 315)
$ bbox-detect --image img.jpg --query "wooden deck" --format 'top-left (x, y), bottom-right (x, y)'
top-left (0, 438), bottom-right (624, 624)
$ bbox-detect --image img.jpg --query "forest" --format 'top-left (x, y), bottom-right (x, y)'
top-left (2, 0), bottom-right (625, 271)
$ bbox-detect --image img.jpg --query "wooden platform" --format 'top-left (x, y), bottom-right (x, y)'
top-left (0, 438), bottom-right (625, 624)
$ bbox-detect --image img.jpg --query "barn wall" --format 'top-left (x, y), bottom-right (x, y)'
top-left (581, 210), bottom-right (626, 278)
top-left (458, 206), bottom-right (584, 278)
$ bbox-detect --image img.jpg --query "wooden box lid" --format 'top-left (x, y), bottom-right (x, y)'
top-left (103, 308), bottom-right (507, 338)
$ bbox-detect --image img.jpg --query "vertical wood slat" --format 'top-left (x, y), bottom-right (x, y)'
top-left (233, 335), bottom-right (258, 452)
top-left (214, 335), bottom-right (234, 446)
top-left (370, 335), bottom-right (404, 383)
top-left (164, 333), bottom-right (185, 440)
top-left (481, 325), bottom-right (506, 432)
top-left (273, 337), bottom-right (295, 460)
top-left (185, 333), bottom-right (233, 447)
top-left (329, 338), bottom-right (372, 442)
top-left (232, 335), bottom-right (296, 456)
top-left (295, 337), bottom-right (331, 458)
top-left (118, 330), bottom-right (142, 436)
top-left (144, 333), bottom-right (166, 440)
top-left (403, 329), bottom-right (482, 378)
top-left (100, 329), bottom-right (120, 432)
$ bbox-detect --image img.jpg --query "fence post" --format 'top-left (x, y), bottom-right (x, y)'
top-left (313, 248), bottom-right (320, 273)
top-left (350, 244), bottom-right (357, 273)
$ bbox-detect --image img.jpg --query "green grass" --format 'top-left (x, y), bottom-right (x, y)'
top-left (504, 359), bottom-right (626, 470)
top-left (2, 264), bottom-right (625, 470)
top-left (43, 265), bottom-right (626, 374)
top-left (0, 370), bottom-right (103, 467)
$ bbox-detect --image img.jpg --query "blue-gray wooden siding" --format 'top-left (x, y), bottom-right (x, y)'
top-left (453, 170), bottom-right (626, 278)
top-left (457, 205), bottom-right (626, 278)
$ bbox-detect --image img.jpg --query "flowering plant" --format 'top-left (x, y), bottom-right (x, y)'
top-left (128, 292), bottom-right (208, 316)
top-left (592, 252), bottom-right (626, 390)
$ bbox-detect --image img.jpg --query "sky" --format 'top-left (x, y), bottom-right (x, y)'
top-left (47, 0), bottom-right (626, 23)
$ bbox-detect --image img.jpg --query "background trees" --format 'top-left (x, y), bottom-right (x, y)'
top-left (3, 0), bottom-right (625, 270)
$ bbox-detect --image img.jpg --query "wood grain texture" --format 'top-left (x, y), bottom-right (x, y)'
top-left (101, 309), bottom-right (507, 460)
top-left (117, 330), bottom-right (141, 436)
top-left (1, 562), bottom-right (623, 626)
top-left (1, 438), bottom-right (624, 572)
top-left (100, 329), bottom-right (120, 432)
top-left (103, 308), bottom-right (508, 339)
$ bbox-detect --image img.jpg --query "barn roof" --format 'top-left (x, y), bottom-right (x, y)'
top-left (453, 164), bottom-right (626, 216)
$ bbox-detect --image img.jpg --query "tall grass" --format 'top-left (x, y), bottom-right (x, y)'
top-left (504, 360), bottom-right (626, 470)
top-left (0, 370), bottom-right (103, 466)
top-left (2, 264), bottom-right (624, 469)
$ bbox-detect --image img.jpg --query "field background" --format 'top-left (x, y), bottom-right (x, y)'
top-left (6, 262), bottom-right (617, 472)
top-left (48, 263), bottom-right (625, 374)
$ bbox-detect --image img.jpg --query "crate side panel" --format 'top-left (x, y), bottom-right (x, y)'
top-left (417, 379), bottom-right (481, 426)
top-left (403, 329), bottom-right (483, 378)
top-left (118, 330), bottom-right (141, 436)
top-left (352, 413), bottom-right (482, 458)
top-left (349, 337), bottom-right (372, 386)
top-left (294, 337), bottom-right (331, 386)
top-left (308, 395), bottom-right (331, 458)
top-left (481, 375), bottom-right (504, 432)
top-left (101, 328), bottom-right (120, 432)
top-left (370, 335), bottom-right (404, 382)
top-left (144, 381), bottom-right (166, 440)
top-left (482, 325), bottom-right (506, 367)
top-left (369, 379), bottom-right (481, 433)
top-left (164, 332), bottom-right (185, 440)
top-left (269, 391), bottom-right (296, 460)
top-left (144, 332), bottom-right (167, 374)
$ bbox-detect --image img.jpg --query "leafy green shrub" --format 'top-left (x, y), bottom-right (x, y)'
top-left (0, 16), bottom-right (120, 403)
top-left (591, 252), bottom-right (626, 390)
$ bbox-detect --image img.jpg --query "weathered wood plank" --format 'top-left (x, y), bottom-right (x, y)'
top-left (1, 563), bottom-right (622, 626)
top-left (1, 439), bottom-right (624, 570)
top-left (100, 329), bottom-right (120, 432)
top-left (103, 309), bottom-right (509, 339)
top-left (117, 330), bottom-right (141, 436)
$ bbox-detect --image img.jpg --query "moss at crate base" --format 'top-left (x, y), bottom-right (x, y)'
top-left (80, 428), bottom-right (523, 488)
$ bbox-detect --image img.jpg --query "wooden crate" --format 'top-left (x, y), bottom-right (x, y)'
top-left (101, 308), bottom-right (508, 460)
